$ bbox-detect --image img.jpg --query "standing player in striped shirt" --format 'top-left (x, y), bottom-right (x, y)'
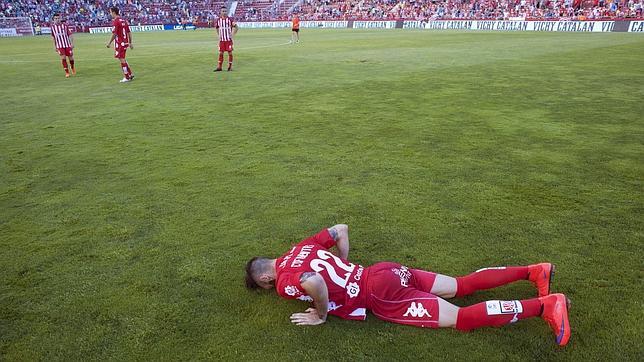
top-left (214, 7), bottom-right (238, 72)
top-left (106, 7), bottom-right (135, 83)
top-left (50, 14), bottom-right (75, 78)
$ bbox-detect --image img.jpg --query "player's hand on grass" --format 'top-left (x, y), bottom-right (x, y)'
top-left (290, 308), bottom-right (326, 326)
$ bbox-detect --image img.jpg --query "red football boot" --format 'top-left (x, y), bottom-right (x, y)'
top-left (540, 293), bottom-right (571, 346)
top-left (529, 262), bottom-right (554, 297)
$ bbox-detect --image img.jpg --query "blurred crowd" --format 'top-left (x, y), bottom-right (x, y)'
top-left (0, 0), bottom-right (223, 27)
top-left (1, 0), bottom-right (642, 27)
top-left (292, 0), bottom-right (644, 21)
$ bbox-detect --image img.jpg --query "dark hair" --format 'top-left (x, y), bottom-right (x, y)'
top-left (245, 257), bottom-right (261, 289)
top-left (110, 7), bottom-right (120, 15)
top-left (53, 13), bottom-right (60, 17)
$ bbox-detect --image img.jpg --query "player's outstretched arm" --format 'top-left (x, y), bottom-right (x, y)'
top-left (328, 224), bottom-right (349, 259)
top-left (290, 272), bottom-right (328, 326)
top-left (128, 31), bottom-right (133, 49)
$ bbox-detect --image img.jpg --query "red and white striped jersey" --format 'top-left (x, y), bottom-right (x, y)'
top-left (51, 23), bottom-right (73, 49)
top-left (215, 17), bottom-right (235, 41)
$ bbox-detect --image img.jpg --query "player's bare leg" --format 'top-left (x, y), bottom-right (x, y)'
top-left (59, 53), bottom-right (70, 78)
top-left (437, 298), bottom-right (458, 327)
top-left (430, 274), bottom-right (458, 298)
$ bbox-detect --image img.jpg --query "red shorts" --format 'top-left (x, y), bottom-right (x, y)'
top-left (114, 46), bottom-right (127, 59)
top-left (57, 47), bottom-right (73, 57)
top-left (365, 262), bottom-right (439, 328)
top-left (219, 40), bottom-right (233, 52)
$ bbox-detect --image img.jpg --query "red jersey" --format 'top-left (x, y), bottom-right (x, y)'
top-left (51, 23), bottom-right (72, 49)
top-left (275, 229), bottom-right (368, 320)
top-left (112, 17), bottom-right (131, 48)
top-left (215, 17), bottom-right (235, 41)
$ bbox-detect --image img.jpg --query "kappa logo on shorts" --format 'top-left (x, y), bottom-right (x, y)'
top-left (403, 302), bottom-right (431, 318)
top-left (284, 285), bottom-right (300, 296)
top-left (346, 282), bottom-right (360, 298)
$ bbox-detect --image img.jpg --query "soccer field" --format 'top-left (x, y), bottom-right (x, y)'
top-left (1, 28), bottom-right (643, 360)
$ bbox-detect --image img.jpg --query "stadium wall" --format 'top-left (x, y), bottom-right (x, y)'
top-left (234, 19), bottom-right (644, 32)
top-left (163, 24), bottom-right (198, 30)
top-left (0, 28), bottom-right (18, 37)
top-left (40, 26), bottom-right (80, 34)
top-left (88, 24), bottom-right (164, 34)
top-left (4, 19), bottom-right (641, 37)
top-left (628, 20), bottom-right (644, 32)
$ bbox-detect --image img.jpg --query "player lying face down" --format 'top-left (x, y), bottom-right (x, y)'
top-left (245, 225), bottom-right (571, 346)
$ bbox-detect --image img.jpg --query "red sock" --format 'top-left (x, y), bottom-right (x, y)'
top-left (218, 53), bottom-right (224, 68)
top-left (69, 59), bottom-right (75, 69)
top-left (456, 266), bottom-right (529, 297)
top-left (228, 53), bottom-right (233, 66)
top-left (456, 298), bottom-right (542, 331)
top-left (124, 61), bottom-right (132, 78)
top-left (120, 62), bottom-right (128, 77)
top-left (62, 59), bottom-right (69, 72)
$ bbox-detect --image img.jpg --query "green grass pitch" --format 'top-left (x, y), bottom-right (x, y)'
top-left (1, 28), bottom-right (643, 360)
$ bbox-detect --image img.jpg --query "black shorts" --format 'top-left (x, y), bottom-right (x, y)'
top-left (292, 28), bottom-right (299, 32)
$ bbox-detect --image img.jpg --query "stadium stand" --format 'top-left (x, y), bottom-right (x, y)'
top-left (0, 0), bottom-right (225, 27)
top-left (236, 0), bottom-right (277, 20)
top-left (1, 0), bottom-right (642, 28)
top-left (292, 0), bottom-right (644, 21)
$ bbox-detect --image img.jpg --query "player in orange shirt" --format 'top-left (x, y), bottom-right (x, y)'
top-left (291, 14), bottom-right (300, 44)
